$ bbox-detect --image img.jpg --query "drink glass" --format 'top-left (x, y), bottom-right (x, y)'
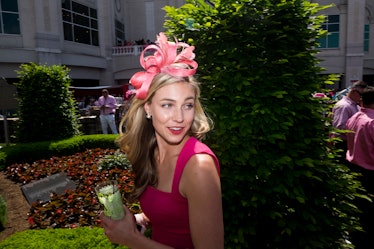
top-left (95, 180), bottom-right (125, 220)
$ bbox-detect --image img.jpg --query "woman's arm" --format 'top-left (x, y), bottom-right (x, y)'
top-left (180, 154), bottom-right (224, 249)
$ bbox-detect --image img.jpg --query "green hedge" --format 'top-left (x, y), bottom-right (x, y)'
top-left (0, 227), bottom-right (128, 249)
top-left (0, 134), bottom-right (119, 170)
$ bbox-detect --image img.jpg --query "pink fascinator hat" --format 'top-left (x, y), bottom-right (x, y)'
top-left (128, 32), bottom-right (198, 100)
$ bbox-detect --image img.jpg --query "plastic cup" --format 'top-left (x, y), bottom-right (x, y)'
top-left (95, 180), bottom-right (125, 220)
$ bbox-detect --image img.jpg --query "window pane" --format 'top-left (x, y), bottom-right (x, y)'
top-left (62, 10), bottom-right (71, 22)
top-left (328, 24), bottom-right (339, 32)
top-left (92, 30), bottom-right (99, 46)
top-left (91, 19), bottom-right (97, 29)
top-left (3, 13), bottom-right (20, 34)
top-left (317, 37), bottom-right (327, 48)
top-left (328, 15), bottom-right (339, 23)
top-left (1, 0), bottom-right (18, 12)
top-left (74, 25), bottom-right (90, 44)
top-left (73, 13), bottom-right (89, 26)
top-left (115, 19), bottom-right (125, 41)
top-left (61, 0), bottom-right (71, 10)
top-left (328, 33), bottom-right (339, 48)
top-left (90, 8), bottom-right (97, 19)
top-left (364, 24), bottom-right (369, 52)
top-left (364, 40), bottom-right (369, 52)
top-left (116, 31), bottom-right (124, 41)
top-left (72, 1), bottom-right (88, 16)
top-left (63, 23), bottom-right (73, 41)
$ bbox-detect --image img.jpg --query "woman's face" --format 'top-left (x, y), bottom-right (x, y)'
top-left (145, 82), bottom-right (195, 146)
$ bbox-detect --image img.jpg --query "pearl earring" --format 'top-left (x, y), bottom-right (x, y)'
top-left (146, 113), bottom-right (152, 119)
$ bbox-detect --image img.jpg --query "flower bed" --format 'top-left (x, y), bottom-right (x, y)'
top-left (5, 148), bottom-right (136, 229)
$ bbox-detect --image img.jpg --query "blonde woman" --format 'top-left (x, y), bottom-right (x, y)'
top-left (100, 33), bottom-right (223, 249)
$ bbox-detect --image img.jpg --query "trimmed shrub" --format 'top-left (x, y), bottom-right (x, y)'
top-left (0, 134), bottom-right (119, 170)
top-left (15, 63), bottom-right (81, 143)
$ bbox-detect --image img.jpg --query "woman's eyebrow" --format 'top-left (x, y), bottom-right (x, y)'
top-left (160, 96), bottom-right (195, 102)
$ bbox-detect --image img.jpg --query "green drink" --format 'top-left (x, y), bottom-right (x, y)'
top-left (95, 180), bottom-right (125, 220)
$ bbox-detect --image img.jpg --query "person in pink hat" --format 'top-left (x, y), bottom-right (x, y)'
top-left (100, 33), bottom-right (224, 249)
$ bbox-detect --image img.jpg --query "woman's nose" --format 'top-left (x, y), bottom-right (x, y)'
top-left (173, 108), bottom-right (184, 122)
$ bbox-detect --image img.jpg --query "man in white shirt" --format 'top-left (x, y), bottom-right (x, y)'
top-left (97, 89), bottom-right (119, 134)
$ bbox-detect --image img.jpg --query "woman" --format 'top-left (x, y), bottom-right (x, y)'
top-left (100, 33), bottom-right (224, 249)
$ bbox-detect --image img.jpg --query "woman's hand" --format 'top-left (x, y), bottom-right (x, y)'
top-left (100, 205), bottom-right (141, 245)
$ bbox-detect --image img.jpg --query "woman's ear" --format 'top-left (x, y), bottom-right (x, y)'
top-left (144, 102), bottom-right (150, 115)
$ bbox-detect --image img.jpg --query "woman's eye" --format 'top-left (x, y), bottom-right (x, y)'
top-left (160, 103), bottom-right (194, 109)
top-left (184, 103), bottom-right (194, 110)
top-left (162, 103), bottom-right (172, 108)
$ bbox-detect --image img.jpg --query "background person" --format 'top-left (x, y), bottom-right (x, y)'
top-left (97, 89), bottom-right (118, 134)
top-left (345, 86), bottom-right (374, 249)
top-left (99, 32), bottom-right (224, 249)
top-left (331, 80), bottom-right (367, 163)
top-left (84, 98), bottom-right (96, 116)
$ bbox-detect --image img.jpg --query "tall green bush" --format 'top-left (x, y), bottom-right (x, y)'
top-left (165, 1), bottom-right (363, 248)
top-left (15, 63), bottom-right (81, 142)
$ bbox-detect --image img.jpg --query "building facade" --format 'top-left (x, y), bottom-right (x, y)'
top-left (314, 0), bottom-right (374, 89)
top-left (0, 0), bottom-right (184, 89)
top-left (1, 1), bottom-right (373, 92)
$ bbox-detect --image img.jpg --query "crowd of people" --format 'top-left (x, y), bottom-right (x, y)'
top-left (76, 90), bottom-right (130, 134)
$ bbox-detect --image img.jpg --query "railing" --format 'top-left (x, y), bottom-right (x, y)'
top-left (112, 45), bottom-right (146, 56)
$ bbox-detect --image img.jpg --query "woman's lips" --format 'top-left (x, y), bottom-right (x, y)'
top-left (169, 127), bottom-right (184, 135)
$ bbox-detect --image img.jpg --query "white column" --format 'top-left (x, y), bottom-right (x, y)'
top-left (344, 0), bottom-right (366, 87)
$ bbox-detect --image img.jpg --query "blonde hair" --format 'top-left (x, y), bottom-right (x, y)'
top-left (117, 73), bottom-right (212, 202)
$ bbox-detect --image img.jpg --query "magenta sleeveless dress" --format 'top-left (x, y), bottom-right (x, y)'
top-left (139, 137), bottom-right (220, 249)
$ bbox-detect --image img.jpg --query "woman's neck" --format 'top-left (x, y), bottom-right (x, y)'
top-left (155, 136), bottom-right (190, 164)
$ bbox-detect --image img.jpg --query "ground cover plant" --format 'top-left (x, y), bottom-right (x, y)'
top-left (0, 227), bottom-right (127, 249)
top-left (4, 148), bottom-right (137, 229)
